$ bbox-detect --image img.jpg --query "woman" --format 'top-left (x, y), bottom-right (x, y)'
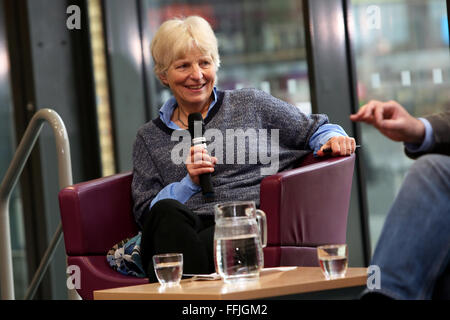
top-left (132, 16), bottom-right (356, 282)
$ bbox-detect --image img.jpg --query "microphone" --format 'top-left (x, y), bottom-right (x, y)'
top-left (188, 112), bottom-right (215, 199)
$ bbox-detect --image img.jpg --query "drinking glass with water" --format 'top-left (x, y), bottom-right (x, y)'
top-left (152, 253), bottom-right (183, 286)
top-left (317, 244), bottom-right (348, 280)
top-left (214, 201), bottom-right (267, 283)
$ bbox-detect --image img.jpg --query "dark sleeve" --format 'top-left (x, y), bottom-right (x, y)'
top-left (405, 111), bottom-right (450, 158)
top-left (131, 132), bottom-right (164, 229)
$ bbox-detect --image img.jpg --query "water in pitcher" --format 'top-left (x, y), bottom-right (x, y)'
top-left (214, 218), bottom-right (263, 282)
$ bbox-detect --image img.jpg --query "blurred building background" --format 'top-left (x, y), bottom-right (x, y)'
top-left (0, 0), bottom-right (448, 299)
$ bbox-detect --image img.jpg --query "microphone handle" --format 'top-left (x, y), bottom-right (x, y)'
top-left (192, 137), bottom-right (215, 198)
top-left (199, 173), bottom-right (214, 197)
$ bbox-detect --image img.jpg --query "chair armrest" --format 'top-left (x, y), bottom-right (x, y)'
top-left (260, 154), bottom-right (355, 247)
top-left (58, 172), bottom-right (138, 256)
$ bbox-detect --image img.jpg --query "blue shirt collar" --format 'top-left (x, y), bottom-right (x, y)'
top-left (159, 87), bottom-right (218, 130)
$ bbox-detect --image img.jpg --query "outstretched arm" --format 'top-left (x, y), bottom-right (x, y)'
top-left (350, 100), bottom-right (425, 144)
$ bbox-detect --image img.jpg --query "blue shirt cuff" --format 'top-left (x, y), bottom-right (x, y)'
top-left (404, 118), bottom-right (433, 154)
top-left (181, 174), bottom-right (202, 192)
top-left (309, 124), bottom-right (349, 155)
top-left (150, 174), bottom-right (201, 208)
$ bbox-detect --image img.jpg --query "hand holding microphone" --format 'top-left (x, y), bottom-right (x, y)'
top-left (187, 113), bottom-right (216, 198)
top-left (186, 146), bottom-right (217, 184)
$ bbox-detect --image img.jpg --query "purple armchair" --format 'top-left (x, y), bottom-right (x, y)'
top-left (261, 153), bottom-right (355, 267)
top-left (58, 153), bottom-right (355, 299)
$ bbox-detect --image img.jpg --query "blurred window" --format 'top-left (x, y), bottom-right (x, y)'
top-left (0, 8), bottom-right (28, 298)
top-left (142, 0), bottom-right (311, 114)
top-left (350, 0), bottom-right (449, 252)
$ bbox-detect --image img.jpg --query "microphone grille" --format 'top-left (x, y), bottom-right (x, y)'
top-left (188, 112), bottom-right (204, 138)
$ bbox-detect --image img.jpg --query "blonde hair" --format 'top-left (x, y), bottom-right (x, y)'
top-left (151, 16), bottom-right (221, 84)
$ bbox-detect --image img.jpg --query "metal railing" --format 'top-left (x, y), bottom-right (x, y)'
top-left (0, 109), bottom-right (73, 300)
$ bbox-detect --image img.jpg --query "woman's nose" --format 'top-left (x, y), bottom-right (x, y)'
top-left (190, 64), bottom-right (203, 80)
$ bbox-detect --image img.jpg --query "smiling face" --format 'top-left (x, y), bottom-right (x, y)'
top-left (160, 46), bottom-right (216, 112)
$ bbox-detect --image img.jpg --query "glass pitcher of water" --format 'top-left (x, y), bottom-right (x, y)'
top-left (214, 201), bottom-right (267, 283)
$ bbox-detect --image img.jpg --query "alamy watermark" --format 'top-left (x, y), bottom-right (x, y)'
top-left (171, 122), bottom-right (280, 176)
top-left (366, 5), bottom-right (381, 30)
top-left (66, 265), bottom-right (81, 290)
top-left (66, 5), bottom-right (81, 30)
top-left (367, 265), bottom-right (381, 290)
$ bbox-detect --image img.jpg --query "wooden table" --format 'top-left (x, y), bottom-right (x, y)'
top-left (94, 267), bottom-right (367, 300)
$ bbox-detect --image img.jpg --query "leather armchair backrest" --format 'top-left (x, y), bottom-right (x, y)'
top-left (58, 172), bottom-right (139, 256)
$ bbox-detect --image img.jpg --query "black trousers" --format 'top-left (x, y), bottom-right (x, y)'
top-left (140, 199), bottom-right (215, 283)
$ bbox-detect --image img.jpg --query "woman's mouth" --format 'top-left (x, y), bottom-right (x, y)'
top-left (186, 84), bottom-right (206, 90)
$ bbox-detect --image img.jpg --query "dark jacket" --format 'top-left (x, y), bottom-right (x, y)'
top-left (406, 111), bottom-right (450, 158)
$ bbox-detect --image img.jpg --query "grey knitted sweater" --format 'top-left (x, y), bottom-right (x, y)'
top-left (131, 88), bottom-right (328, 229)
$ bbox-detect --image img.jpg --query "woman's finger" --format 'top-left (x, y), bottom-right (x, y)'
top-left (189, 167), bottom-right (214, 176)
top-left (189, 146), bottom-right (212, 164)
top-left (189, 160), bottom-right (214, 168)
top-left (331, 139), bottom-right (341, 155)
top-left (316, 141), bottom-right (331, 157)
top-left (346, 139), bottom-right (352, 155)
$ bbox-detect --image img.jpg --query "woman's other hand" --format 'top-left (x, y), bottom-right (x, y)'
top-left (186, 145), bottom-right (217, 185)
top-left (316, 136), bottom-right (356, 157)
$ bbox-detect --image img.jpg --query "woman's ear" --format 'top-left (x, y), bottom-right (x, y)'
top-left (159, 73), bottom-right (168, 86)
